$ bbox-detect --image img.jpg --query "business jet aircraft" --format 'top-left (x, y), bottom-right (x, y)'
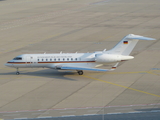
top-left (5, 34), bottom-right (156, 75)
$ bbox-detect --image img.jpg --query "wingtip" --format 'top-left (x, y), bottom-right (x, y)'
top-left (112, 67), bottom-right (116, 69)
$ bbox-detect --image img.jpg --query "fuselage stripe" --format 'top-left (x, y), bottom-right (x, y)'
top-left (7, 61), bottom-right (96, 64)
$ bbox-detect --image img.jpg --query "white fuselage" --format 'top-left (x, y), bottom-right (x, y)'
top-left (5, 52), bottom-right (134, 69)
top-left (6, 53), bottom-right (98, 69)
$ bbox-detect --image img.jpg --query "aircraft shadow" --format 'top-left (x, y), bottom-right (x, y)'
top-left (1, 69), bottom-right (78, 81)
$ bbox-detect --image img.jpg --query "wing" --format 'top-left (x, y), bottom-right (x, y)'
top-left (60, 66), bottom-right (109, 71)
top-left (57, 62), bottom-right (119, 72)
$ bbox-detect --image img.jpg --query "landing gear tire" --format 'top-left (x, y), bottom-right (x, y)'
top-left (16, 72), bottom-right (20, 75)
top-left (78, 71), bottom-right (83, 75)
top-left (16, 68), bottom-right (20, 75)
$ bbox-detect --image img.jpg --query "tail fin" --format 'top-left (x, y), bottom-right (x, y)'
top-left (107, 34), bottom-right (156, 55)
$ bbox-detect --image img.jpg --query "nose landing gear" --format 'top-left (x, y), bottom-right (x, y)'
top-left (16, 68), bottom-right (20, 75)
top-left (16, 72), bottom-right (20, 75)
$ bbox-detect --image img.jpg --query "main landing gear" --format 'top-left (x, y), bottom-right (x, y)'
top-left (77, 70), bottom-right (83, 75)
top-left (16, 68), bottom-right (20, 75)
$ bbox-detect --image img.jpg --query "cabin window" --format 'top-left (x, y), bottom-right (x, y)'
top-left (67, 58), bottom-right (69, 61)
top-left (58, 58), bottom-right (60, 61)
top-left (13, 57), bottom-right (22, 60)
top-left (71, 58), bottom-right (73, 61)
top-left (63, 58), bottom-right (65, 61)
top-left (54, 58), bottom-right (56, 61)
top-left (50, 59), bottom-right (52, 61)
top-left (42, 59), bottom-right (43, 61)
top-left (75, 58), bottom-right (77, 61)
top-left (46, 59), bottom-right (48, 61)
top-left (38, 59), bottom-right (39, 61)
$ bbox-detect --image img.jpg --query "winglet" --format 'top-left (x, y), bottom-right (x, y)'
top-left (109, 62), bottom-right (119, 71)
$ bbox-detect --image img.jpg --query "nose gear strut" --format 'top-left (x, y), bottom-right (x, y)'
top-left (16, 68), bottom-right (20, 75)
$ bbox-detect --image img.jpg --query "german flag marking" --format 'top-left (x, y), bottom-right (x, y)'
top-left (123, 41), bottom-right (128, 44)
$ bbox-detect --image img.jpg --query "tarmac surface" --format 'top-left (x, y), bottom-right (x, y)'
top-left (7, 111), bottom-right (160, 120)
top-left (0, 0), bottom-right (160, 119)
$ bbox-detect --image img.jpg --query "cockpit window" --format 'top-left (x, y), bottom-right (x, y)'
top-left (13, 57), bottom-right (22, 60)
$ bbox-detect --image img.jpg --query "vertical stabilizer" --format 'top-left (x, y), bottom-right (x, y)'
top-left (107, 34), bottom-right (156, 55)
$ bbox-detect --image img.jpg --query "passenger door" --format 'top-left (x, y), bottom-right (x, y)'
top-left (26, 56), bottom-right (35, 67)
top-left (26, 56), bottom-right (31, 67)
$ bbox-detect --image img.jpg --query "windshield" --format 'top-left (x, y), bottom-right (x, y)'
top-left (13, 57), bottom-right (22, 60)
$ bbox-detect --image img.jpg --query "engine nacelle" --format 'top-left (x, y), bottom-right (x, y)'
top-left (95, 54), bottom-right (134, 63)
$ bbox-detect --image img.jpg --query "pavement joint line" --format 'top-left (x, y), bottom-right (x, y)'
top-left (61, 115), bottom-right (75, 117)
top-left (82, 75), bottom-right (160, 98)
top-left (0, 103), bottom-right (159, 114)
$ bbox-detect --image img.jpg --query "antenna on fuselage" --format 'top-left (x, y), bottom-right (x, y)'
top-left (103, 49), bottom-right (106, 52)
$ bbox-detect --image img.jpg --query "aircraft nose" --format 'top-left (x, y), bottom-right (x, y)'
top-left (5, 61), bottom-right (13, 67)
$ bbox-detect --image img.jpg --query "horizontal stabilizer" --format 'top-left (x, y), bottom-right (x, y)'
top-left (126, 34), bottom-right (156, 40)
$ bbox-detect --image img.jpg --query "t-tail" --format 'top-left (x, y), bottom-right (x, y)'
top-left (95, 34), bottom-right (156, 67)
top-left (107, 34), bottom-right (156, 55)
